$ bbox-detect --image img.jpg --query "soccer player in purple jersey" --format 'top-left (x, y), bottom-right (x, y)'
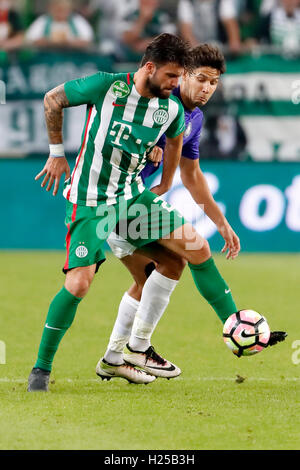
top-left (98, 44), bottom-right (286, 381)
top-left (139, 82), bottom-right (204, 183)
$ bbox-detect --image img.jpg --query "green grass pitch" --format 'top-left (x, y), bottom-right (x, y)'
top-left (0, 252), bottom-right (299, 450)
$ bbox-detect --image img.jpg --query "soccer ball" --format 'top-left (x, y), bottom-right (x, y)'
top-left (223, 310), bottom-right (271, 357)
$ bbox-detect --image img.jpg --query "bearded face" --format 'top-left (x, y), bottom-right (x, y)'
top-left (145, 63), bottom-right (184, 99)
top-left (146, 75), bottom-right (172, 99)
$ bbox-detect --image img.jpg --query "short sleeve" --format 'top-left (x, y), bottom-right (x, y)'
top-left (64, 71), bottom-right (114, 106)
top-left (164, 100), bottom-right (185, 139)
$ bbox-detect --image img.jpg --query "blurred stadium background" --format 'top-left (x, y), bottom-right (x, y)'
top-left (1, 0), bottom-right (300, 451)
top-left (0, 0), bottom-right (299, 254)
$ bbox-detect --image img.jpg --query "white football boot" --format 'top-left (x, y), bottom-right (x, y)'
top-left (96, 358), bottom-right (156, 384)
top-left (123, 344), bottom-right (181, 379)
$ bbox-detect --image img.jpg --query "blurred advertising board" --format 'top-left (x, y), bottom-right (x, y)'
top-left (0, 159), bottom-right (299, 252)
top-left (149, 161), bottom-right (300, 252)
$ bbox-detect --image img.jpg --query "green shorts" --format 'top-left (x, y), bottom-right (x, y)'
top-left (63, 189), bottom-right (186, 272)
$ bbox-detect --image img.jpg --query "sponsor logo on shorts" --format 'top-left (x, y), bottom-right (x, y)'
top-left (75, 245), bottom-right (88, 258)
top-left (111, 81), bottom-right (130, 99)
top-left (153, 108), bottom-right (169, 125)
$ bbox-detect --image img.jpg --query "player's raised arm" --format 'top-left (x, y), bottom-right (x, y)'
top-left (150, 132), bottom-right (184, 196)
top-left (180, 157), bottom-right (240, 259)
top-left (35, 84), bottom-right (71, 196)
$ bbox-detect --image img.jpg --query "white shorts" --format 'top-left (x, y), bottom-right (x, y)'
top-left (107, 231), bottom-right (137, 259)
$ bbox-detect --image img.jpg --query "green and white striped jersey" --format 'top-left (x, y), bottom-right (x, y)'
top-left (63, 71), bottom-right (185, 206)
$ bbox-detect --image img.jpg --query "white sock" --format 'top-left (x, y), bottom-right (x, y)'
top-left (129, 270), bottom-right (178, 352)
top-left (104, 292), bottom-right (139, 364)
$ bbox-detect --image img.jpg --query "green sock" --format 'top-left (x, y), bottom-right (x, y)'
top-left (34, 287), bottom-right (82, 372)
top-left (188, 257), bottom-right (237, 324)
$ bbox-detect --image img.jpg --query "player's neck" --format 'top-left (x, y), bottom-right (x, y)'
top-left (180, 89), bottom-right (196, 111)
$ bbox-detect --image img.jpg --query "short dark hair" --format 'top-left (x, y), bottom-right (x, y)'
top-left (189, 44), bottom-right (226, 74)
top-left (140, 33), bottom-right (190, 69)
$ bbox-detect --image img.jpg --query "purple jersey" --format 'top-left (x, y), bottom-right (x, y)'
top-left (141, 86), bottom-right (203, 182)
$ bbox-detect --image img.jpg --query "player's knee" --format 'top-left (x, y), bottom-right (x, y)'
top-left (65, 274), bottom-right (91, 298)
top-left (188, 239), bottom-right (211, 265)
top-left (201, 239), bottom-right (211, 258)
top-left (157, 256), bottom-right (186, 279)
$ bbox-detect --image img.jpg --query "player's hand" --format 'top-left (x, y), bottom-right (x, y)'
top-left (218, 221), bottom-right (241, 260)
top-left (147, 146), bottom-right (163, 167)
top-left (150, 184), bottom-right (168, 196)
top-left (35, 156), bottom-right (70, 196)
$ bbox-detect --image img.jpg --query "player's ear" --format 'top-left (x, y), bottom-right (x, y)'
top-left (145, 61), bottom-right (156, 76)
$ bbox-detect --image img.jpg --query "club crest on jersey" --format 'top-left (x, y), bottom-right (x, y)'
top-left (153, 108), bottom-right (169, 125)
top-left (184, 121), bottom-right (192, 137)
top-left (111, 81), bottom-right (130, 99)
top-left (75, 245), bottom-right (88, 258)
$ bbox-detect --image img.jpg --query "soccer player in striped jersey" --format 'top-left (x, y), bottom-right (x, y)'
top-left (28, 33), bottom-right (192, 391)
top-left (101, 44), bottom-right (287, 379)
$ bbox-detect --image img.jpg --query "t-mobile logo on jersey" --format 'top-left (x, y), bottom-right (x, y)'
top-left (0, 80), bottom-right (6, 104)
top-left (0, 340), bottom-right (6, 364)
top-left (109, 121), bottom-right (132, 146)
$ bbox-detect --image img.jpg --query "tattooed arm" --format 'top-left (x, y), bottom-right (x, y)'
top-left (35, 84), bottom-right (71, 196)
top-left (44, 84), bottom-right (70, 144)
